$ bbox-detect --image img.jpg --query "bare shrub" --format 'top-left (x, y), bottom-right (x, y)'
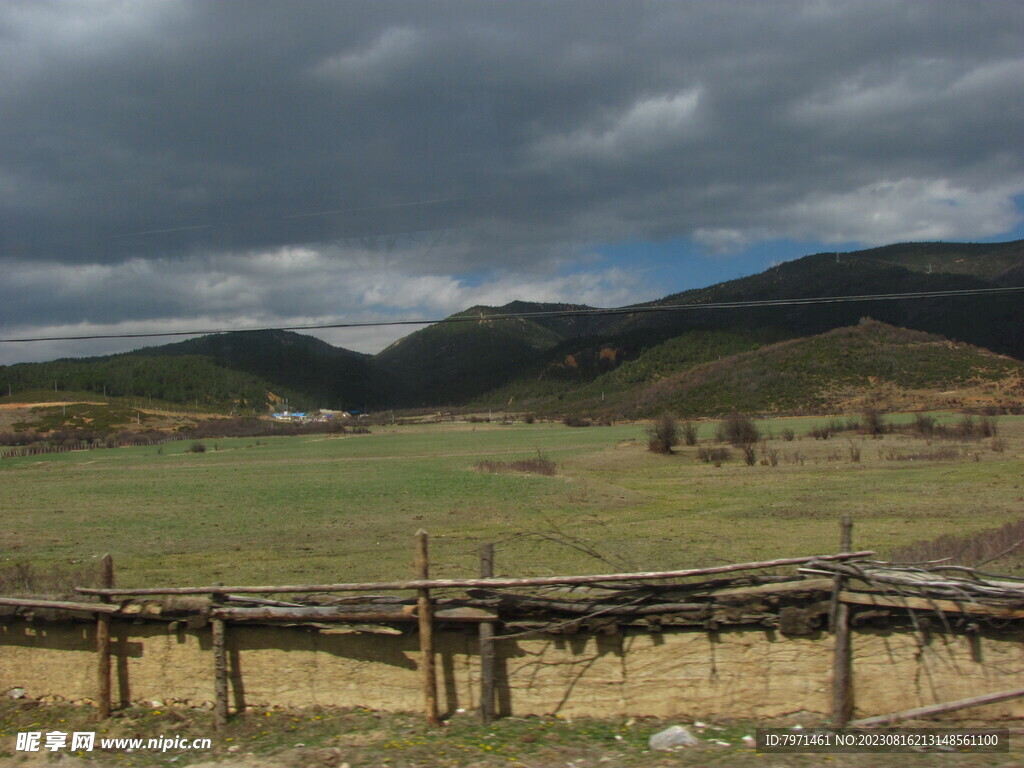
top-left (522, 413), bottom-right (536, 424)
top-left (696, 446), bottom-right (731, 464)
top-left (913, 413), bottom-right (937, 436)
top-left (809, 424), bottom-right (832, 440)
top-left (741, 443), bottom-right (757, 466)
top-left (719, 413), bottom-right (759, 446)
top-left (780, 428), bottom-right (795, 442)
top-left (846, 439), bottom-right (861, 463)
top-left (861, 409), bottom-right (886, 437)
top-left (647, 413), bottom-right (679, 454)
top-left (980, 415), bottom-right (999, 438)
top-left (0, 560), bottom-right (101, 596)
top-left (882, 447), bottom-right (960, 461)
top-left (510, 456), bottom-right (557, 475)
top-left (476, 454), bottom-right (556, 476)
top-left (759, 440), bottom-right (779, 467)
top-left (958, 414), bottom-right (978, 438)
top-left (991, 438), bottom-right (1007, 453)
top-left (891, 517), bottom-right (1024, 569)
top-left (680, 421), bottom-right (699, 446)
top-left (187, 441), bottom-right (207, 453)
top-left (563, 415), bottom-right (591, 428)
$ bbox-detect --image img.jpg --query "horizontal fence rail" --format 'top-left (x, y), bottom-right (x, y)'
top-left (76, 551), bottom-right (875, 597)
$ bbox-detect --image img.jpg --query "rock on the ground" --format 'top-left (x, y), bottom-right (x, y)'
top-left (648, 725), bottom-right (701, 751)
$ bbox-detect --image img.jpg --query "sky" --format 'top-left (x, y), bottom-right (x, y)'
top-left (1, 0), bottom-right (1022, 365)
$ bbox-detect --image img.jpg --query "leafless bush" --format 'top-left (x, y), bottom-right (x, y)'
top-left (680, 421), bottom-right (699, 446)
top-left (891, 517), bottom-right (1024, 569)
top-left (510, 456), bottom-right (557, 474)
top-left (809, 424), bottom-right (832, 440)
top-left (958, 414), bottom-right (979, 438)
top-left (780, 428), bottom-right (795, 442)
top-left (913, 413), bottom-right (937, 436)
top-left (846, 439), bottom-right (862, 462)
top-left (861, 409), bottom-right (886, 437)
top-left (741, 443), bottom-right (757, 466)
top-left (476, 455), bottom-right (556, 475)
top-left (647, 413), bottom-right (679, 454)
top-left (563, 415), bottom-right (591, 428)
top-left (881, 446), bottom-right (960, 461)
top-left (187, 441), bottom-right (207, 453)
top-left (696, 446), bottom-right (731, 464)
top-left (991, 438), bottom-right (1007, 453)
top-left (0, 560), bottom-right (101, 596)
top-left (718, 413), bottom-right (759, 446)
top-left (759, 440), bottom-right (779, 467)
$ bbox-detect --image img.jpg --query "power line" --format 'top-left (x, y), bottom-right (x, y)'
top-left (1, 285), bottom-right (1022, 345)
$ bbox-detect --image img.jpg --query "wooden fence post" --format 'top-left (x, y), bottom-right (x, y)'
top-left (415, 530), bottom-right (440, 727)
top-left (211, 584), bottom-right (229, 730)
top-left (96, 554), bottom-right (114, 719)
top-left (478, 543), bottom-right (496, 724)
top-left (831, 515), bottom-right (854, 726)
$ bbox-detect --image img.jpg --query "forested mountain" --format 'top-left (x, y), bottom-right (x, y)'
top-left (3, 240), bottom-right (1022, 417)
top-left (132, 329), bottom-right (397, 410)
top-left (0, 354), bottom-right (271, 411)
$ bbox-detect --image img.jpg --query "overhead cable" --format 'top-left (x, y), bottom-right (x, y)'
top-left (1, 285), bottom-right (1022, 344)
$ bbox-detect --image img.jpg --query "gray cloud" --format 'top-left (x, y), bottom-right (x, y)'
top-left (1, 0), bottom-right (1022, 362)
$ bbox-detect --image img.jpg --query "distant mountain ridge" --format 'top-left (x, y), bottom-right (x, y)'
top-left (2, 239), bottom-right (1022, 416)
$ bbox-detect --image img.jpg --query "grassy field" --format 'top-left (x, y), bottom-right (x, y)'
top-left (1, 413), bottom-right (1023, 589)
top-left (2, 700), bottom-right (1021, 768)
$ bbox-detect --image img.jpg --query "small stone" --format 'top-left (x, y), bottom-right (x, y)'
top-left (7, 687), bottom-right (26, 699)
top-left (649, 725), bottom-right (701, 751)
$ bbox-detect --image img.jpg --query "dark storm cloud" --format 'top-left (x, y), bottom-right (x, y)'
top-left (1, 0), bottom-right (1022, 360)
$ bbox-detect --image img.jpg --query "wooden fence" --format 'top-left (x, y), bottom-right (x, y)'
top-left (3, 521), bottom-right (1024, 728)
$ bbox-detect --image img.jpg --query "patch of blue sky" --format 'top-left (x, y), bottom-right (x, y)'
top-left (593, 237), bottom-right (864, 298)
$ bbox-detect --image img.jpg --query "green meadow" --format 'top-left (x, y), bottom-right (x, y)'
top-left (2, 414), bottom-right (1023, 590)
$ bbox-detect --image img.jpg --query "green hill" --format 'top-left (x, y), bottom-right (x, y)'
top-left (372, 302), bottom-right (601, 405)
top-left (614, 319), bottom-right (1024, 418)
top-left (132, 329), bottom-right (392, 411)
top-left (616, 240), bottom-right (1024, 359)
top-left (475, 327), bottom-right (793, 411)
top-left (0, 354), bottom-right (273, 411)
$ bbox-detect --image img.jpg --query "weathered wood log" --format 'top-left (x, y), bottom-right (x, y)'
top-left (226, 595), bottom-right (303, 608)
top-left (805, 561), bottom-right (1024, 601)
top-left (467, 590), bottom-right (709, 615)
top-left (0, 596), bottom-right (118, 613)
top-left (478, 543), bottom-right (496, 725)
top-left (831, 516), bottom-right (854, 727)
top-left (211, 586), bottom-right (229, 730)
top-left (97, 554), bottom-right (114, 719)
top-left (850, 687), bottom-right (1024, 727)
top-left (416, 531), bottom-right (439, 728)
top-left (840, 591), bottom-right (1024, 618)
top-left (77, 551), bottom-right (875, 597)
top-left (209, 606), bottom-right (497, 622)
top-left (697, 578), bottom-right (835, 600)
